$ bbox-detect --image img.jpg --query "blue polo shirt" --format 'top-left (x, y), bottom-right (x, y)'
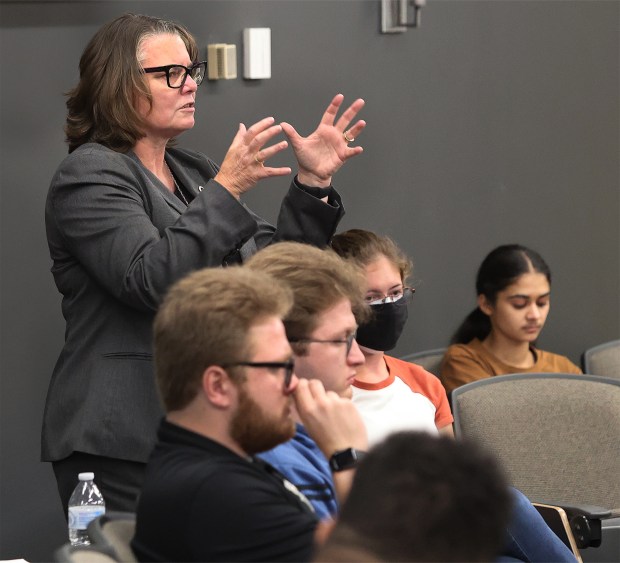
top-left (258, 423), bottom-right (337, 519)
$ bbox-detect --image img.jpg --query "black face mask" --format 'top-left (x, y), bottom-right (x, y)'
top-left (356, 298), bottom-right (409, 352)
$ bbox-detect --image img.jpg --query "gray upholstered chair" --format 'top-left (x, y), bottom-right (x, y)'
top-left (399, 347), bottom-right (446, 376)
top-left (451, 373), bottom-right (620, 562)
top-left (87, 512), bottom-right (137, 563)
top-left (582, 339), bottom-right (620, 379)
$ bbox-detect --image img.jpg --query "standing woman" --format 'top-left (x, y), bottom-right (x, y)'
top-left (330, 229), bottom-right (454, 448)
top-left (440, 244), bottom-right (581, 395)
top-left (44, 13), bottom-right (366, 513)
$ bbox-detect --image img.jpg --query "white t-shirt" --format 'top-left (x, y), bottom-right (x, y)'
top-left (352, 375), bottom-right (439, 448)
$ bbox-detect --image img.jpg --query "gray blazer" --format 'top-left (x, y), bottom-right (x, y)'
top-left (43, 143), bottom-right (344, 463)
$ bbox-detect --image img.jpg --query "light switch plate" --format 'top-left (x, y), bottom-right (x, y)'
top-left (207, 43), bottom-right (237, 80)
top-left (244, 28), bottom-right (271, 79)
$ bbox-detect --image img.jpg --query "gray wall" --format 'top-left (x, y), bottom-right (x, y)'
top-left (1, 0), bottom-right (618, 559)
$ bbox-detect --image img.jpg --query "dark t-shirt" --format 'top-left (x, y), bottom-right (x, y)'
top-left (131, 420), bottom-right (318, 562)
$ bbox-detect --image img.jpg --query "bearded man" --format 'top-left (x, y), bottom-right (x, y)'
top-left (131, 266), bottom-right (366, 562)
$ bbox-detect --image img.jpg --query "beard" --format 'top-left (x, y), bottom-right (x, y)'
top-left (230, 384), bottom-right (296, 455)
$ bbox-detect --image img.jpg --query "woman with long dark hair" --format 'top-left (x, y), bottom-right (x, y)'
top-left (440, 244), bottom-right (581, 394)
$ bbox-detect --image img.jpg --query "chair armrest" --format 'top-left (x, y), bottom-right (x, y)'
top-left (558, 504), bottom-right (613, 520)
top-left (541, 502), bottom-right (613, 549)
top-left (534, 501), bottom-right (614, 549)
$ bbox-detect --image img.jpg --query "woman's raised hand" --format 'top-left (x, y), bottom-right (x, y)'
top-left (215, 117), bottom-right (292, 198)
top-left (281, 94), bottom-right (366, 188)
top-left (214, 94), bottom-right (366, 197)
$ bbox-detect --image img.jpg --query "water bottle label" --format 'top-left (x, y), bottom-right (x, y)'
top-left (68, 505), bottom-right (105, 530)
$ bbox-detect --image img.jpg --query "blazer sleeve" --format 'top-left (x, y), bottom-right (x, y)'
top-left (251, 180), bottom-right (345, 252)
top-left (168, 148), bottom-right (345, 253)
top-left (46, 145), bottom-right (258, 313)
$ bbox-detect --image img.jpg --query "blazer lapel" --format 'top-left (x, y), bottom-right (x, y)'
top-left (127, 150), bottom-right (186, 213)
top-left (165, 157), bottom-right (200, 203)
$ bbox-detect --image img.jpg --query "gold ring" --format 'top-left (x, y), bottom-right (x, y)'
top-left (343, 131), bottom-right (355, 143)
top-left (254, 154), bottom-right (264, 166)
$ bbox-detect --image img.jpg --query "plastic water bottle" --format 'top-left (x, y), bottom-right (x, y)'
top-left (68, 472), bottom-right (106, 546)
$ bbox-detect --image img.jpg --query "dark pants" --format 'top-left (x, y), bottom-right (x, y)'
top-left (52, 452), bottom-right (146, 519)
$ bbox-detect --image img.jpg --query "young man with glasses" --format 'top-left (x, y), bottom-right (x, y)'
top-left (131, 267), bottom-right (366, 562)
top-left (246, 242), bottom-right (371, 519)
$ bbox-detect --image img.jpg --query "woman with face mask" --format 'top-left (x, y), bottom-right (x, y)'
top-left (331, 230), bottom-right (578, 563)
top-left (441, 244), bottom-right (581, 395)
top-left (331, 229), bottom-right (454, 448)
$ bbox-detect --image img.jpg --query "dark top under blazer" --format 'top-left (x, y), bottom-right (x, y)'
top-left (42, 143), bottom-right (344, 463)
top-left (131, 420), bottom-right (318, 562)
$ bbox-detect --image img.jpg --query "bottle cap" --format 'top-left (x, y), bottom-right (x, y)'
top-left (78, 472), bottom-right (95, 481)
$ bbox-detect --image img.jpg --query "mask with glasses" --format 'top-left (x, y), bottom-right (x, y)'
top-left (357, 288), bottom-right (414, 351)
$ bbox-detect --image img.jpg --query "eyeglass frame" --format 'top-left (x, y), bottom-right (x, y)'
top-left (221, 360), bottom-right (295, 389)
top-left (142, 60), bottom-right (208, 89)
top-left (365, 286), bottom-right (415, 306)
top-left (289, 332), bottom-right (357, 358)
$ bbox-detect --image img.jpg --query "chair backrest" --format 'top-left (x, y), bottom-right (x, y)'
top-left (87, 511), bottom-right (137, 563)
top-left (582, 339), bottom-right (620, 378)
top-left (452, 373), bottom-right (620, 510)
top-left (399, 348), bottom-right (447, 376)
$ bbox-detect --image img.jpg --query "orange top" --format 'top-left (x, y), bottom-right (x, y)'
top-left (353, 355), bottom-right (453, 430)
top-left (440, 338), bottom-right (582, 394)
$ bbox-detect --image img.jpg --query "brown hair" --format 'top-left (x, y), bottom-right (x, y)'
top-left (154, 267), bottom-right (292, 412)
top-left (331, 229), bottom-right (413, 283)
top-left (245, 242), bottom-right (370, 351)
top-left (65, 13), bottom-right (198, 153)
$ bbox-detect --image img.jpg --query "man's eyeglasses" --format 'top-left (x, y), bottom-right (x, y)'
top-left (290, 332), bottom-right (357, 358)
top-left (142, 61), bottom-right (207, 89)
top-left (365, 287), bottom-right (415, 306)
top-left (221, 360), bottom-right (295, 389)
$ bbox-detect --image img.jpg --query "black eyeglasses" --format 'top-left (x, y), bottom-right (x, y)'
top-left (290, 332), bottom-right (357, 358)
top-left (221, 360), bottom-right (295, 389)
top-left (365, 287), bottom-right (415, 306)
top-left (142, 61), bottom-right (207, 89)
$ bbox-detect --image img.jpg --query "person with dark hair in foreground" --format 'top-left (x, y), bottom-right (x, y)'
top-left (44, 11), bottom-right (366, 513)
top-left (441, 244), bottom-right (581, 394)
top-left (131, 267), bottom-right (367, 562)
top-left (316, 432), bottom-right (512, 562)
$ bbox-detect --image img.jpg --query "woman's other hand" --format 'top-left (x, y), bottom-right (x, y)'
top-left (282, 94), bottom-right (366, 188)
top-left (215, 117), bottom-right (292, 199)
